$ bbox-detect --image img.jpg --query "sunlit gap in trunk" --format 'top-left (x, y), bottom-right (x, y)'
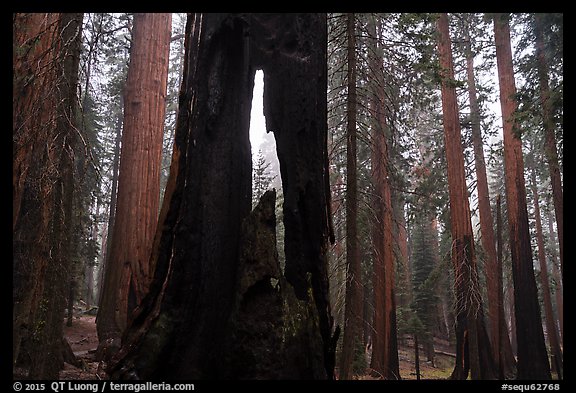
top-left (249, 69), bottom-right (285, 270)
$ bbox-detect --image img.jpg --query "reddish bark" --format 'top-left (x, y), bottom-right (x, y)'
top-left (534, 14), bottom-right (563, 280)
top-left (13, 14), bottom-right (83, 378)
top-left (529, 165), bottom-right (562, 379)
top-left (493, 13), bottom-right (551, 380)
top-left (463, 24), bottom-right (515, 377)
top-left (368, 15), bottom-right (400, 379)
top-left (436, 13), bottom-right (495, 380)
top-left (97, 13), bottom-right (171, 355)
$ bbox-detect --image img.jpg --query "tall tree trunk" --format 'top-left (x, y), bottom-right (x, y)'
top-left (436, 13), bottom-right (495, 380)
top-left (108, 13), bottom-right (337, 380)
top-left (339, 12), bottom-right (361, 380)
top-left (534, 13), bottom-right (563, 280)
top-left (96, 101), bottom-right (123, 303)
top-left (463, 22), bottom-right (515, 378)
top-left (546, 207), bottom-right (563, 345)
top-left (368, 15), bottom-right (400, 380)
top-left (528, 163), bottom-right (563, 379)
top-left (493, 13), bottom-right (551, 380)
top-left (13, 13), bottom-right (61, 369)
top-left (97, 13), bottom-right (171, 358)
top-left (13, 13), bottom-right (83, 378)
top-left (496, 194), bottom-right (517, 378)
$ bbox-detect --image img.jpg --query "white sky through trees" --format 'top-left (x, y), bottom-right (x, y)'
top-left (250, 70), bottom-right (267, 154)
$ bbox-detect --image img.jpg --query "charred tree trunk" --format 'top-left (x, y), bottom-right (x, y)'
top-left (339, 12), bottom-right (361, 381)
top-left (108, 13), bottom-right (336, 380)
top-left (97, 13), bottom-right (171, 358)
top-left (494, 14), bottom-right (550, 379)
top-left (436, 13), bottom-right (495, 380)
top-left (493, 13), bottom-right (551, 380)
top-left (534, 14), bottom-right (563, 281)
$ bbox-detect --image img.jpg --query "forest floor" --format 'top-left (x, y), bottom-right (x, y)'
top-left (60, 315), bottom-right (106, 380)
top-left (356, 338), bottom-right (455, 380)
top-left (60, 316), bottom-right (455, 380)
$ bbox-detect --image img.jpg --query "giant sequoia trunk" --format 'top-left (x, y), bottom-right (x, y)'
top-left (493, 13), bottom-right (551, 380)
top-left (13, 13), bottom-right (83, 378)
top-left (108, 13), bottom-right (336, 380)
top-left (97, 13), bottom-right (171, 358)
top-left (436, 13), bottom-right (495, 380)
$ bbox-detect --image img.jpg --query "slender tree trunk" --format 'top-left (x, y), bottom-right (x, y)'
top-left (508, 283), bottom-right (517, 357)
top-left (436, 13), bottom-right (495, 380)
top-left (396, 198), bottom-right (411, 312)
top-left (96, 101), bottom-right (122, 303)
top-left (493, 13), bottom-right (551, 380)
top-left (414, 333), bottom-right (421, 381)
top-left (546, 207), bottom-right (563, 344)
top-left (463, 24), bottom-right (516, 378)
top-left (528, 164), bottom-right (563, 379)
top-left (496, 194), bottom-right (517, 378)
top-left (97, 13), bottom-right (171, 358)
top-left (340, 12), bottom-right (361, 380)
top-left (534, 13), bottom-right (563, 280)
top-left (368, 14), bottom-right (400, 380)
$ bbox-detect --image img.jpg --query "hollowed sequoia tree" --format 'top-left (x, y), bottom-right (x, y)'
top-left (108, 13), bottom-right (337, 379)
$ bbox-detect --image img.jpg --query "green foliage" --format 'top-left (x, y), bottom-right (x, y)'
top-left (410, 216), bottom-right (440, 338)
top-left (252, 149), bottom-right (277, 208)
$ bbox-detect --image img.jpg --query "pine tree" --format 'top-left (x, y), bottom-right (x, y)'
top-left (252, 148), bottom-right (277, 206)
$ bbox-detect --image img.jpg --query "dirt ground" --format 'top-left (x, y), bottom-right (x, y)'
top-left (60, 315), bottom-right (106, 380)
top-left (59, 315), bottom-right (455, 380)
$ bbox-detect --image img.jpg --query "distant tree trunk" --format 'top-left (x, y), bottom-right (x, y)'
top-left (463, 24), bottom-right (515, 378)
top-left (340, 12), bottom-right (361, 381)
top-left (13, 13), bottom-right (83, 378)
top-left (546, 207), bottom-right (563, 344)
top-left (528, 164), bottom-right (563, 379)
top-left (496, 194), bottom-right (517, 378)
top-left (493, 13), bottom-right (551, 380)
top-left (436, 13), bottom-right (495, 380)
top-left (96, 100), bottom-right (123, 302)
top-left (368, 14), bottom-right (400, 380)
top-left (396, 198), bottom-right (411, 312)
top-left (414, 333), bottom-right (421, 381)
top-left (108, 13), bottom-right (337, 380)
top-left (534, 13), bottom-right (563, 280)
top-left (97, 13), bottom-right (171, 359)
